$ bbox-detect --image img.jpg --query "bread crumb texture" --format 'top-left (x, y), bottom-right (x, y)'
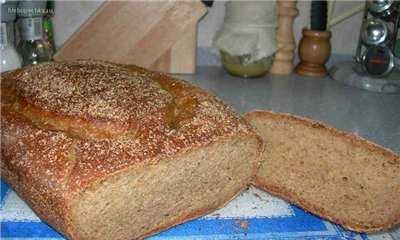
top-left (246, 110), bottom-right (400, 232)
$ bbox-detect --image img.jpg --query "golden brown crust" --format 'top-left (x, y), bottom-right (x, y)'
top-left (1, 60), bottom-right (258, 239)
top-left (246, 110), bottom-right (400, 232)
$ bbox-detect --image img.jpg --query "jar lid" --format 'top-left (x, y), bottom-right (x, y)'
top-left (362, 45), bottom-right (394, 77)
top-left (367, 0), bottom-right (394, 13)
top-left (361, 18), bottom-right (389, 46)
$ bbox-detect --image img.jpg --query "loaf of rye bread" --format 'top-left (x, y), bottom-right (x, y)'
top-left (245, 110), bottom-right (400, 232)
top-left (1, 60), bottom-right (262, 240)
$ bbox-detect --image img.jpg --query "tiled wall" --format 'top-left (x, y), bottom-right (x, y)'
top-left (53, 1), bottom-right (364, 58)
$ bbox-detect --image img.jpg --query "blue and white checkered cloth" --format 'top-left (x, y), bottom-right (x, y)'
top-left (0, 180), bottom-right (392, 240)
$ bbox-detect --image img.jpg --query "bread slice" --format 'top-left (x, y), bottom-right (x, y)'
top-left (245, 110), bottom-right (400, 232)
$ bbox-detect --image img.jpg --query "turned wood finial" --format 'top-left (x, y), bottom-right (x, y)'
top-left (270, 0), bottom-right (298, 75)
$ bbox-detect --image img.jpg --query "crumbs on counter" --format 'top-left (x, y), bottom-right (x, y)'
top-left (235, 219), bottom-right (249, 231)
top-left (253, 192), bottom-right (261, 199)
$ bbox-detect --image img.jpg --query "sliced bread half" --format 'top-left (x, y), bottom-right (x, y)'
top-left (245, 110), bottom-right (400, 232)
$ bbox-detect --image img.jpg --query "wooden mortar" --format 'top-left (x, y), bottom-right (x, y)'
top-left (295, 28), bottom-right (331, 77)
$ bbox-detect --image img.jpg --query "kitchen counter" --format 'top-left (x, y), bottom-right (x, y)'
top-left (181, 67), bottom-right (400, 239)
top-left (179, 66), bottom-right (400, 154)
top-left (1, 66), bottom-right (399, 240)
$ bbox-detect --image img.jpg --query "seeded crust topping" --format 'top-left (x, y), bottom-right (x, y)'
top-left (15, 60), bottom-right (172, 122)
top-left (1, 60), bottom-right (254, 192)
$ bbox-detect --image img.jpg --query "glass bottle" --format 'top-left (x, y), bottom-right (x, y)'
top-left (17, 16), bottom-right (53, 66)
top-left (1, 22), bottom-right (22, 73)
top-left (43, 0), bottom-right (56, 52)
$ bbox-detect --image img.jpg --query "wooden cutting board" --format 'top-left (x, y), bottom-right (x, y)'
top-left (54, 1), bottom-right (207, 74)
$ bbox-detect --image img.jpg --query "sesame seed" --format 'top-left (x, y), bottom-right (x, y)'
top-left (1, 60), bottom-right (253, 194)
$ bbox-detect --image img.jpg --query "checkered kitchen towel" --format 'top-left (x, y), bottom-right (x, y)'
top-left (0, 180), bottom-right (393, 240)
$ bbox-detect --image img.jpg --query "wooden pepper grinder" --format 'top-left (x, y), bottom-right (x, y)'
top-left (270, 0), bottom-right (299, 75)
top-left (296, 0), bottom-right (331, 77)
